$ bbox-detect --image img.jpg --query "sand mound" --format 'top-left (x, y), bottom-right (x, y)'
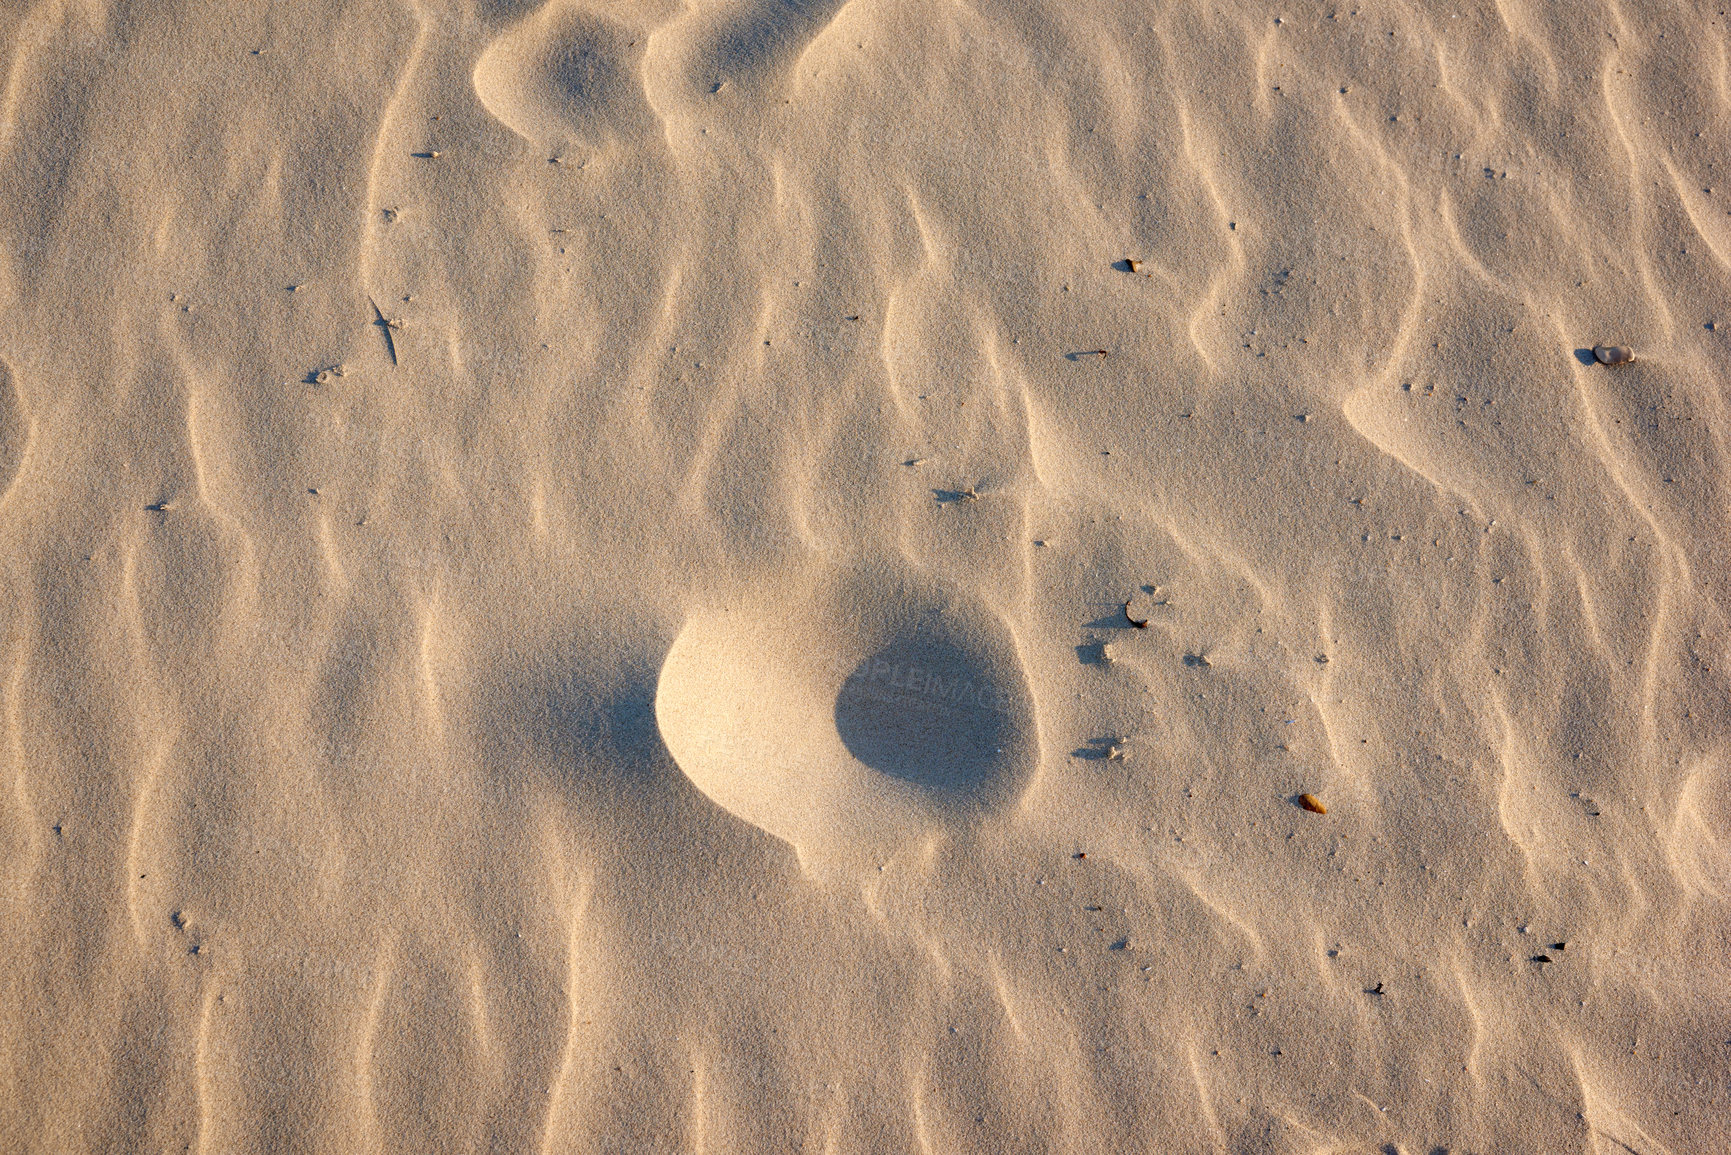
top-left (472, 3), bottom-right (651, 153)
top-left (656, 563), bottom-right (1037, 869)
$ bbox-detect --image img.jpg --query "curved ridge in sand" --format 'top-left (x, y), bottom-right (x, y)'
top-left (0, 359), bottom-right (26, 505)
top-left (641, 0), bottom-right (853, 110)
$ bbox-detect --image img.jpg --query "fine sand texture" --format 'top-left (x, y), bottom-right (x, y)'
top-left (2, 1), bottom-right (1730, 1151)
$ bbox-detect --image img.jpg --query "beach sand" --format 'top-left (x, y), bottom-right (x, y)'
top-left (1, 0), bottom-right (1728, 1150)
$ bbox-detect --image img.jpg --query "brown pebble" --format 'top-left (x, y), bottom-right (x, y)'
top-left (1299, 793), bottom-right (1327, 814)
top-left (1125, 258), bottom-right (1143, 272)
top-left (1593, 344), bottom-right (1634, 365)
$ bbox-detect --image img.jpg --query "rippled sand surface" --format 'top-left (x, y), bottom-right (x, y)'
top-left (2, 1), bottom-right (1728, 1151)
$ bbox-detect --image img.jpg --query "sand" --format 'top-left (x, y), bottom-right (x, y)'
top-left (1, 0), bottom-right (1728, 1151)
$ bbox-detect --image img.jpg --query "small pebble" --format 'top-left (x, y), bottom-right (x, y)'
top-left (1593, 344), bottom-right (1634, 365)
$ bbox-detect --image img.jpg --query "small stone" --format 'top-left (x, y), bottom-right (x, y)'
top-left (1593, 344), bottom-right (1634, 365)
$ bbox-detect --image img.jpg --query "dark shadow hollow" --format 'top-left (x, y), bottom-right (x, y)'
top-left (834, 634), bottom-right (1020, 798)
top-left (549, 32), bottom-right (627, 110)
top-left (708, 0), bottom-right (839, 81)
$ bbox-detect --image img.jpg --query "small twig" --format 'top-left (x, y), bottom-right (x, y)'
top-left (368, 297), bottom-right (399, 366)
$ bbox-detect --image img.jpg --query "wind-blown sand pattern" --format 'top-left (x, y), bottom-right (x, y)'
top-left (1, 0), bottom-right (1728, 1150)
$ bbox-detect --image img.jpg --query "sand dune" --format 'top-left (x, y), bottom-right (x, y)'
top-left (0, 0), bottom-right (1728, 1150)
